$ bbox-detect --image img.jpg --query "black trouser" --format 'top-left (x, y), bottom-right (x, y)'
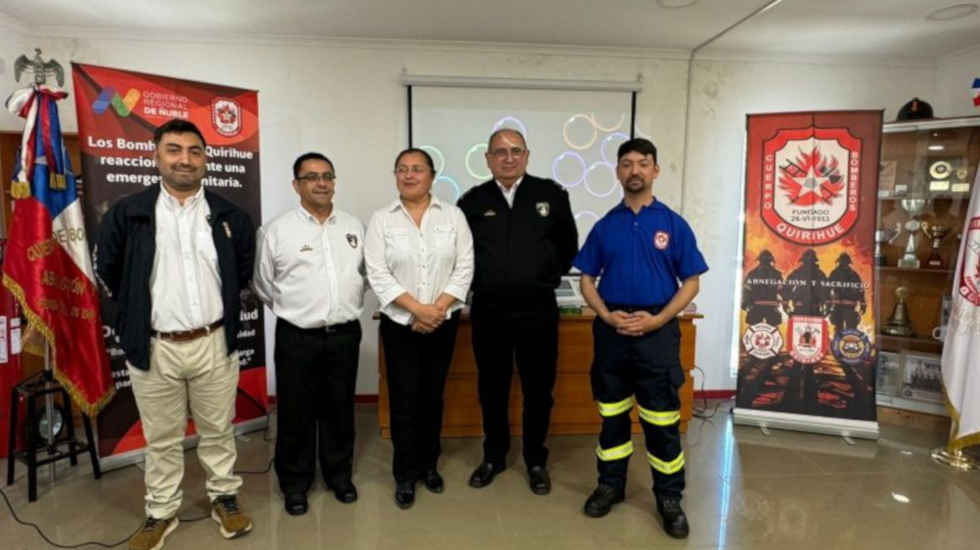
top-left (380, 312), bottom-right (460, 484)
top-left (591, 307), bottom-right (685, 498)
top-left (274, 318), bottom-right (361, 495)
top-left (471, 293), bottom-right (559, 468)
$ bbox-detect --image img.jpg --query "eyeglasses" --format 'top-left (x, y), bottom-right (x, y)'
top-left (296, 172), bottom-right (335, 183)
top-left (489, 147), bottom-right (526, 159)
top-left (395, 166), bottom-right (431, 175)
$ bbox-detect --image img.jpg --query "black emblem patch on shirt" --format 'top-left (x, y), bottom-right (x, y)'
top-left (536, 202), bottom-right (550, 217)
top-left (346, 233), bottom-right (358, 248)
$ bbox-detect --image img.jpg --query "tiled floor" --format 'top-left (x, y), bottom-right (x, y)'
top-left (2, 401), bottom-right (979, 549)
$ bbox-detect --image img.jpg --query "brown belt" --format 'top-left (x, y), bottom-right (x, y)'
top-left (152, 319), bottom-right (223, 342)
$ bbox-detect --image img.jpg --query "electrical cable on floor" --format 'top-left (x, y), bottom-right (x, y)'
top-left (2, 422), bottom-right (276, 547)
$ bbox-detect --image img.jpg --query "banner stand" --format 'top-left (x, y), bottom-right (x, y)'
top-left (733, 407), bottom-right (879, 441)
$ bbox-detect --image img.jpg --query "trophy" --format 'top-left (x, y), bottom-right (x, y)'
top-left (921, 222), bottom-right (951, 268)
top-left (882, 286), bottom-right (915, 337)
top-left (896, 198), bottom-right (929, 268)
top-left (874, 228), bottom-right (899, 266)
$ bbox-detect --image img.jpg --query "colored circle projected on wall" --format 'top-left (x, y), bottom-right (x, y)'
top-left (464, 143), bottom-right (491, 181)
top-left (584, 161), bottom-right (621, 198)
top-left (492, 115), bottom-right (528, 139)
top-left (591, 112), bottom-right (625, 133)
top-left (419, 145), bottom-right (446, 175)
top-left (562, 113), bottom-right (598, 151)
top-left (433, 175), bottom-right (461, 203)
top-left (601, 132), bottom-right (629, 165)
top-left (552, 151), bottom-right (587, 189)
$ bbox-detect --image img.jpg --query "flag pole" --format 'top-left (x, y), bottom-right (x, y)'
top-left (43, 340), bottom-right (56, 483)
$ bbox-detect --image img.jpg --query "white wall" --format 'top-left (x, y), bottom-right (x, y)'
top-left (0, 24), bottom-right (941, 393)
top-left (937, 44), bottom-right (980, 118)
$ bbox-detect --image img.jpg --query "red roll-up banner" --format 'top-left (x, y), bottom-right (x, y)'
top-left (735, 111), bottom-right (882, 427)
top-left (71, 63), bottom-right (266, 462)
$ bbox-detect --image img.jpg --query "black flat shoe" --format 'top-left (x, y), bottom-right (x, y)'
top-left (395, 481), bottom-right (416, 509)
top-left (528, 465), bottom-right (551, 495)
top-left (284, 493), bottom-right (308, 516)
top-left (468, 462), bottom-right (504, 488)
top-left (329, 480), bottom-right (358, 504)
top-left (421, 469), bottom-right (444, 493)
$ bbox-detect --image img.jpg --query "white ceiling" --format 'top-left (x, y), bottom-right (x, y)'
top-left (1, 0), bottom-right (978, 58)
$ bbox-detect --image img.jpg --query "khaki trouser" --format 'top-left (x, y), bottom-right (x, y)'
top-left (128, 327), bottom-right (243, 519)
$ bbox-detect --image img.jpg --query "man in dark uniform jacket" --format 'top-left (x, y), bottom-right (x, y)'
top-left (457, 128), bottom-right (577, 495)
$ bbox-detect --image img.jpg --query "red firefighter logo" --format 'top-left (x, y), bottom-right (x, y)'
top-left (778, 147), bottom-right (844, 206)
top-left (211, 98), bottom-right (242, 137)
top-left (762, 127), bottom-right (860, 245)
top-left (959, 217), bottom-right (980, 307)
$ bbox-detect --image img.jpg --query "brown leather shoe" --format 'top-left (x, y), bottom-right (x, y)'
top-left (211, 495), bottom-right (253, 539)
top-left (129, 516), bottom-right (179, 550)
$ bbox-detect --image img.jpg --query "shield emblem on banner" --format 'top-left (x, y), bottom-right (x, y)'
top-left (958, 216), bottom-right (980, 306)
top-left (211, 98), bottom-right (242, 137)
top-left (787, 315), bottom-right (828, 364)
top-left (742, 323), bottom-right (783, 359)
top-left (761, 127), bottom-right (861, 245)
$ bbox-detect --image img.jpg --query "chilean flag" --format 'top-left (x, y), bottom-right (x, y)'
top-left (2, 85), bottom-right (114, 416)
top-left (973, 78), bottom-right (980, 107)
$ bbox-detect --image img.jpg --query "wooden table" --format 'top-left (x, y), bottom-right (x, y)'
top-left (377, 311), bottom-right (702, 437)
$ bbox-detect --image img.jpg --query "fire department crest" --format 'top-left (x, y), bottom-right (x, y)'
top-left (831, 329), bottom-right (871, 365)
top-left (787, 315), bottom-right (828, 364)
top-left (742, 322), bottom-right (782, 359)
top-left (762, 127), bottom-right (861, 246)
top-left (958, 217), bottom-right (980, 306)
top-left (211, 97), bottom-right (242, 137)
top-left (346, 233), bottom-right (358, 249)
top-left (654, 231), bottom-right (670, 250)
top-left (536, 202), bottom-right (550, 217)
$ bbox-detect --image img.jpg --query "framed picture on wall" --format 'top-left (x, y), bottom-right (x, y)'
top-left (900, 351), bottom-right (943, 404)
top-left (876, 351), bottom-right (902, 397)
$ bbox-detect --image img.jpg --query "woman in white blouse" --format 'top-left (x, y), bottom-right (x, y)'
top-left (364, 148), bottom-right (474, 509)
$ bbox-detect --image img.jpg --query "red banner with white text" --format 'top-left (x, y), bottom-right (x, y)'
top-left (71, 63), bottom-right (266, 459)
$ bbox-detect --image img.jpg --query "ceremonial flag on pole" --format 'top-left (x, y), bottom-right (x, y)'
top-left (942, 166), bottom-right (980, 449)
top-left (2, 85), bottom-right (114, 416)
top-left (972, 78), bottom-right (980, 108)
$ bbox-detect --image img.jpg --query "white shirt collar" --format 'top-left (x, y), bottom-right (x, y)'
top-left (387, 194), bottom-right (443, 213)
top-left (296, 205), bottom-right (336, 225)
top-left (496, 176), bottom-right (523, 195)
top-left (159, 184), bottom-right (204, 211)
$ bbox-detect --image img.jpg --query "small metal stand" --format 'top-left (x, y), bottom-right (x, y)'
top-left (931, 424), bottom-right (979, 471)
top-left (5, 344), bottom-right (101, 501)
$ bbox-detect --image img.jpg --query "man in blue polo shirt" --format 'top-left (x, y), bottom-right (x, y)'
top-left (573, 137), bottom-right (707, 539)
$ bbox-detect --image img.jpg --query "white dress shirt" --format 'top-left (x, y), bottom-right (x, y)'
top-left (150, 186), bottom-right (223, 332)
top-left (496, 176), bottom-right (523, 208)
top-left (364, 195), bottom-right (474, 326)
top-left (253, 207), bottom-right (365, 328)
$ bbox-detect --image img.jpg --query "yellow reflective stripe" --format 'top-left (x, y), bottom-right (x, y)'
top-left (647, 451), bottom-right (685, 474)
top-left (637, 405), bottom-right (680, 426)
top-left (595, 441), bottom-right (634, 461)
top-left (597, 397), bottom-right (633, 417)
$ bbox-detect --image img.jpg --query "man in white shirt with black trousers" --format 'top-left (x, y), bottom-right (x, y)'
top-left (253, 152), bottom-right (365, 516)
